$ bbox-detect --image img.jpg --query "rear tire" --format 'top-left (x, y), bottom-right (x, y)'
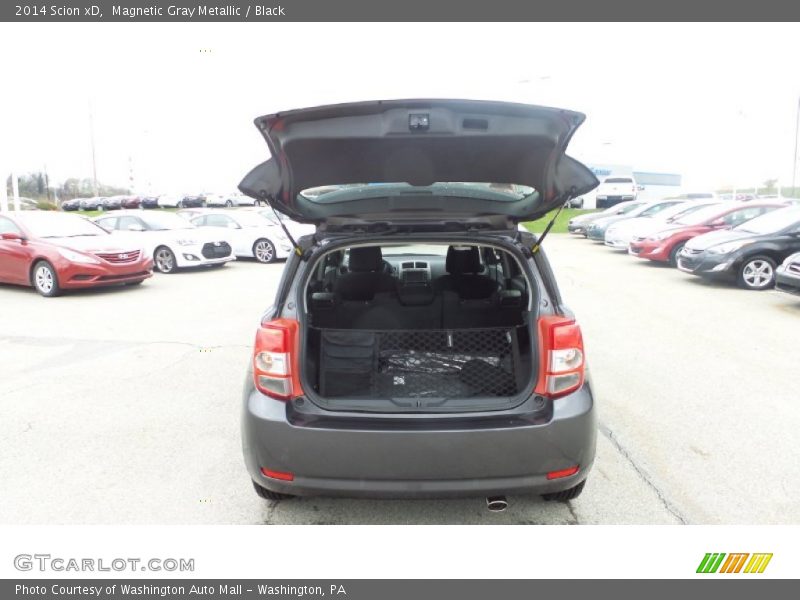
top-left (31, 260), bottom-right (61, 297)
top-left (668, 242), bottom-right (685, 267)
top-left (225, 200), bottom-right (233, 207)
top-left (253, 238), bottom-right (276, 263)
top-left (252, 480), bottom-right (294, 501)
top-left (542, 480), bottom-right (586, 502)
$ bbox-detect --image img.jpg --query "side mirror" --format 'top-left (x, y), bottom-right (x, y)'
top-left (0, 232), bottom-right (24, 241)
top-left (227, 222), bottom-right (240, 229)
top-left (709, 219), bottom-right (727, 228)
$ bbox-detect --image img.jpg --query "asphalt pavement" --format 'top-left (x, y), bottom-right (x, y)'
top-left (1, 236), bottom-right (797, 524)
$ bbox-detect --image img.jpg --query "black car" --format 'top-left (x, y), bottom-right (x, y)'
top-left (140, 196), bottom-right (160, 209)
top-left (677, 206), bottom-right (800, 290)
top-left (180, 194), bottom-right (206, 208)
top-left (61, 198), bottom-right (82, 211)
top-left (79, 197), bottom-right (105, 210)
top-left (100, 195), bottom-right (124, 211)
top-left (238, 99), bottom-right (599, 505)
top-left (776, 252), bottom-right (800, 296)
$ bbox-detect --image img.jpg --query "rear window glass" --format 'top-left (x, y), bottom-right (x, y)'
top-left (300, 183), bottom-right (536, 203)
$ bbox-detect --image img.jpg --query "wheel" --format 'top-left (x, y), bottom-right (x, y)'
top-left (154, 246), bottom-right (177, 273)
top-left (255, 199), bottom-right (263, 207)
top-left (252, 480), bottom-right (294, 501)
top-left (253, 238), bottom-right (276, 263)
top-left (542, 480), bottom-right (586, 502)
top-left (177, 200), bottom-right (184, 208)
top-left (31, 260), bottom-right (61, 297)
top-left (737, 256), bottom-right (776, 290)
top-left (668, 242), bottom-right (686, 268)
top-left (225, 200), bottom-right (233, 207)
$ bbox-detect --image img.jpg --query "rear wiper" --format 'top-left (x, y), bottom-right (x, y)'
top-left (531, 190), bottom-right (575, 254)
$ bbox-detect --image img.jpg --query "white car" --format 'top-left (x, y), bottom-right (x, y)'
top-left (153, 194), bottom-right (184, 208)
top-left (245, 207), bottom-right (316, 239)
top-left (189, 210), bottom-right (293, 263)
top-left (604, 200), bottom-right (723, 250)
top-left (595, 176), bottom-right (639, 209)
top-left (93, 210), bottom-right (235, 273)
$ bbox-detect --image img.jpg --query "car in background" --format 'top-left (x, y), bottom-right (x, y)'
top-left (629, 202), bottom-right (784, 267)
top-left (152, 194), bottom-right (184, 208)
top-left (227, 193), bottom-right (262, 207)
top-left (100, 196), bottom-right (124, 211)
top-left (775, 252), bottom-right (800, 296)
top-left (60, 198), bottom-right (82, 211)
top-left (140, 195), bottom-right (160, 209)
top-left (121, 195), bottom-right (142, 209)
top-left (202, 193), bottom-right (229, 207)
top-left (247, 208), bottom-right (317, 239)
top-left (0, 211), bottom-right (151, 296)
top-left (179, 194), bottom-right (206, 208)
top-left (677, 206), bottom-right (800, 290)
top-left (595, 176), bottom-right (638, 209)
top-left (93, 210), bottom-right (235, 274)
top-left (586, 199), bottom-right (684, 242)
top-left (566, 201), bottom-right (644, 235)
top-left (79, 197), bottom-right (105, 211)
top-left (566, 196), bottom-right (584, 208)
top-left (189, 210), bottom-right (293, 263)
top-left (604, 200), bottom-right (722, 250)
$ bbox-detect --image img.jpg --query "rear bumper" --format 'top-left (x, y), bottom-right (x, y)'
top-left (242, 377), bottom-right (597, 499)
top-left (776, 266), bottom-right (800, 295)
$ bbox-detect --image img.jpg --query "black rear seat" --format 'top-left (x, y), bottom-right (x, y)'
top-left (313, 246), bottom-right (523, 330)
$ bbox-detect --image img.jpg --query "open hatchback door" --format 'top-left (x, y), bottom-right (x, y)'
top-left (239, 99), bottom-right (599, 230)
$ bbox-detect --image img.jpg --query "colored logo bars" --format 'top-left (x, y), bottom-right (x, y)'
top-left (696, 553), bottom-right (773, 574)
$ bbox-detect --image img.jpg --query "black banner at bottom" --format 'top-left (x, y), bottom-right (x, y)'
top-left (2, 580), bottom-right (795, 600)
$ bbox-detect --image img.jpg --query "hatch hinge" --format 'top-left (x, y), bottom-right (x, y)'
top-left (530, 188), bottom-right (577, 254)
top-left (260, 191), bottom-right (304, 258)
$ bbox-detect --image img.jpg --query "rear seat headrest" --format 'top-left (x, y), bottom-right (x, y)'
top-left (446, 246), bottom-right (482, 274)
top-left (348, 247), bottom-right (383, 272)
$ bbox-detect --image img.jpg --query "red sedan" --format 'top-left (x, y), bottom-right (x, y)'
top-left (0, 212), bottom-right (153, 297)
top-left (628, 202), bottom-right (786, 266)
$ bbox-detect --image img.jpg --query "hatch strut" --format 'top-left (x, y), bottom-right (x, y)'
top-left (261, 192), bottom-right (303, 257)
top-left (531, 190), bottom-right (576, 254)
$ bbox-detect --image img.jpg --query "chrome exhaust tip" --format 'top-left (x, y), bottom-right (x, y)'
top-left (486, 496), bottom-right (508, 512)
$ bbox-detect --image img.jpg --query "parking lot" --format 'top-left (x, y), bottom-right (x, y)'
top-left (1, 234), bottom-right (798, 525)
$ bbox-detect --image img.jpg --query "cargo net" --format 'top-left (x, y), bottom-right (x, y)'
top-left (317, 327), bottom-right (520, 399)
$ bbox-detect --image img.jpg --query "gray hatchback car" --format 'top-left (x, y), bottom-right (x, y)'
top-left (239, 99), bottom-right (599, 507)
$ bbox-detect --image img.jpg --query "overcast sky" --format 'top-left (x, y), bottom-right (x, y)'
top-left (1, 22), bottom-right (800, 193)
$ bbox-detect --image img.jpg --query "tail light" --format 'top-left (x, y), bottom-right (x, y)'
top-left (252, 318), bottom-right (303, 401)
top-left (534, 315), bottom-right (586, 398)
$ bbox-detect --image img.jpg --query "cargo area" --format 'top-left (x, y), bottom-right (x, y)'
top-left (301, 243), bottom-right (536, 410)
